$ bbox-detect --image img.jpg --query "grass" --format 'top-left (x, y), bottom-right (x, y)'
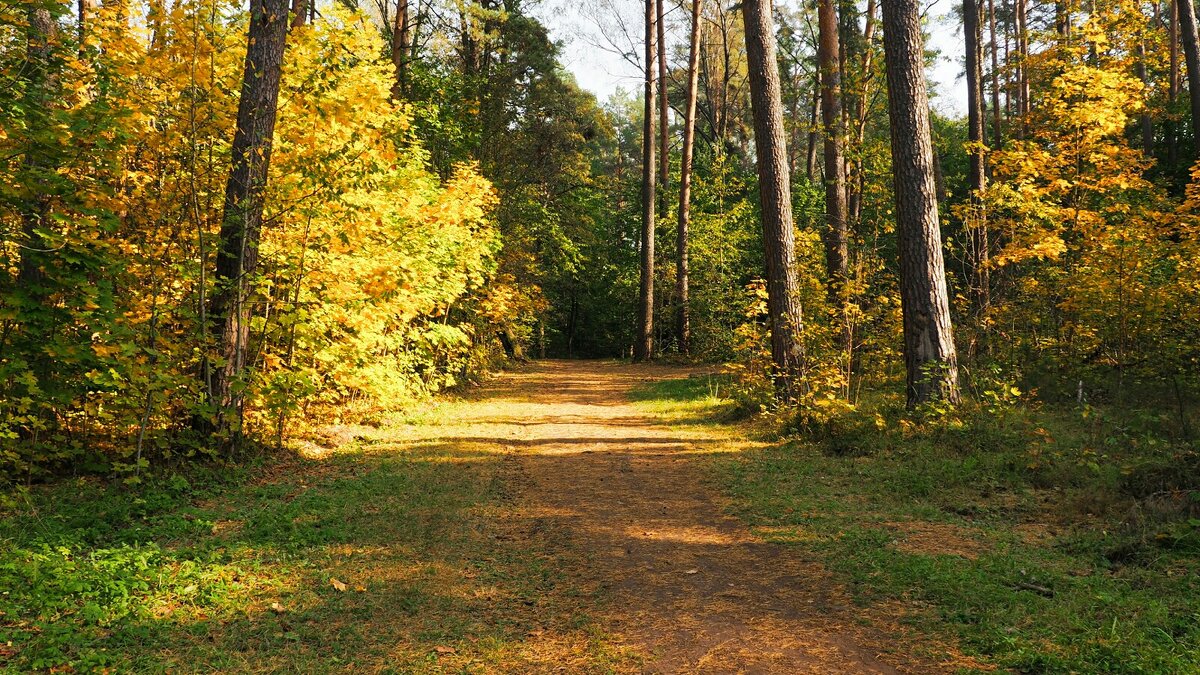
top-left (625, 373), bottom-right (740, 424)
top-left (632, 374), bottom-right (1200, 674)
top-left (0, 399), bottom-right (632, 673)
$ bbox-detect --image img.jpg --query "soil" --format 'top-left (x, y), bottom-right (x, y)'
top-left (438, 360), bottom-right (961, 673)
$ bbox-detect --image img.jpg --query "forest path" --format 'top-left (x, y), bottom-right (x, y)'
top-left (443, 360), bottom-right (947, 673)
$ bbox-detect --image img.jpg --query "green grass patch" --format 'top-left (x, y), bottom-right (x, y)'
top-left (626, 372), bottom-right (740, 424)
top-left (631, 378), bottom-right (1200, 674)
top-left (0, 403), bottom-right (631, 672)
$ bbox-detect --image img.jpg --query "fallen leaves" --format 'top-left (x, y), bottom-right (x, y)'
top-left (330, 578), bottom-right (348, 592)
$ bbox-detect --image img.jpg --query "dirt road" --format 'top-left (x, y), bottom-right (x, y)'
top-left (441, 360), bottom-right (950, 673)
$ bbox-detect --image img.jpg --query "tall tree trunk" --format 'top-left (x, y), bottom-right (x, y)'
top-left (202, 0), bottom-right (291, 445)
top-left (1137, 40), bottom-right (1154, 155)
top-left (78, 0), bottom-right (93, 45)
top-left (847, 0), bottom-right (878, 228)
top-left (635, 0), bottom-right (657, 362)
top-left (965, 0), bottom-right (990, 309)
top-left (742, 0), bottom-right (806, 399)
top-left (19, 5), bottom-right (57, 292)
top-left (291, 0), bottom-right (307, 27)
top-left (1056, 0), bottom-right (1071, 37)
top-left (988, 0), bottom-right (1002, 147)
top-left (806, 79), bottom-right (820, 181)
top-left (391, 0), bottom-right (411, 98)
top-left (881, 0), bottom-right (961, 406)
top-left (1178, 0), bottom-right (1200, 159)
top-left (677, 0), bottom-right (702, 356)
top-left (1170, 0), bottom-right (1181, 167)
top-left (657, 0), bottom-right (670, 193)
top-left (1016, 0), bottom-right (1030, 137)
top-left (817, 0), bottom-right (849, 301)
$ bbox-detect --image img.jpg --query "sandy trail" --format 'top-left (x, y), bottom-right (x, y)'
top-left (427, 360), bottom-right (952, 673)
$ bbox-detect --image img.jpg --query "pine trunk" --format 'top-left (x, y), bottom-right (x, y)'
top-left (1178, 0), bottom-right (1200, 159)
top-left (988, 0), bottom-right (1002, 147)
top-left (391, 0), bottom-right (411, 98)
top-left (965, 0), bottom-right (990, 309)
top-left (817, 0), bottom-right (849, 298)
top-left (634, 0), bottom-right (657, 362)
top-left (657, 0), bottom-right (670, 193)
top-left (881, 0), bottom-right (961, 406)
top-left (1170, 0), bottom-right (1181, 167)
top-left (742, 0), bottom-right (806, 399)
top-left (677, 0), bottom-right (702, 356)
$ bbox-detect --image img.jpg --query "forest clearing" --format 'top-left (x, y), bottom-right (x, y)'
top-left (2, 0), bottom-right (1199, 669)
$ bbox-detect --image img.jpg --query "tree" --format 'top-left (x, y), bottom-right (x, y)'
top-left (881, 0), bottom-right (960, 405)
top-left (1178, 0), bottom-right (1200, 158)
top-left (742, 0), bottom-right (805, 398)
top-left (390, 0), bottom-right (411, 98)
top-left (1169, 0), bottom-right (1181, 166)
top-left (676, 0), bottom-right (702, 356)
top-left (988, 0), bottom-right (1001, 146)
top-left (18, 3), bottom-right (56, 292)
top-left (634, 0), bottom-right (657, 362)
top-left (657, 0), bottom-right (669, 196)
top-left (202, 0), bottom-right (292, 446)
top-left (817, 0), bottom-right (849, 300)
top-left (964, 0), bottom-right (989, 308)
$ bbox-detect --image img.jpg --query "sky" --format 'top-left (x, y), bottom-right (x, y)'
top-left (532, 0), bottom-right (969, 118)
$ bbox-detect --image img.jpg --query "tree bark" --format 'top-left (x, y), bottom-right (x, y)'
top-left (965, 0), bottom-right (990, 309)
top-left (1137, 40), bottom-right (1154, 155)
top-left (742, 0), bottom-right (806, 399)
top-left (1170, 0), bottom-right (1181, 167)
top-left (1015, 0), bottom-right (1030, 138)
top-left (881, 0), bottom-right (961, 406)
top-left (988, 0), bottom-right (1002, 147)
top-left (391, 0), bottom-right (411, 98)
top-left (19, 5), bottom-right (56, 291)
top-left (291, 0), bottom-right (307, 27)
top-left (203, 0), bottom-right (291, 445)
top-left (677, 0), bottom-right (702, 356)
top-left (1178, 0), bottom-right (1200, 160)
top-left (817, 0), bottom-right (849, 298)
top-left (657, 0), bottom-right (670, 193)
top-left (847, 0), bottom-right (877, 227)
top-left (634, 0), bottom-right (657, 362)
top-left (806, 79), bottom-right (820, 181)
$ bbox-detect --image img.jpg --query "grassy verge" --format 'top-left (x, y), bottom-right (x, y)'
top-left (632, 375), bottom-right (1200, 674)
top-left (0, 400), bottom-right (630, 673)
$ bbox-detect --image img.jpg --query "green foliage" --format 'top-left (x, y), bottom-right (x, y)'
top-left (0, 407), bottom-right (631, 672)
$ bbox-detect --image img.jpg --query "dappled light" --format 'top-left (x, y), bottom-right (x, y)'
top-left (3, 0), bottom-right (1198, 668)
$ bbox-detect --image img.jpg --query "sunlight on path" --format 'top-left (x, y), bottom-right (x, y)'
top-left (429, 360), bottom-right (952, 674)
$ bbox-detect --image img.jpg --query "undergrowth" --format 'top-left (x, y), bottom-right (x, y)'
top-left (0, 401), bottom-right (627, 672)
top-left (633, 373), bottom-right (1200, 673)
